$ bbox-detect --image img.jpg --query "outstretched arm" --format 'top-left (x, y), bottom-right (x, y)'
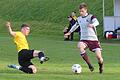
top-left (65, 22), bottom-right (79, 37)
top-left (6, 22), bottom-right (16, 36)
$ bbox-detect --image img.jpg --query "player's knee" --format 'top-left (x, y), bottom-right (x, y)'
top-left (32, 68), bottom-right (37, 74)
top-left (33, 50), bottom-right (43, 57)
top-left (79, 47), bottom-right (86, 56)
top-left (29, 65), bottom-right (37, 74)
top-left (77, 42), bottom-right (85, 49)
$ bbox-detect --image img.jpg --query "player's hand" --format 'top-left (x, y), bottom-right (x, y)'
top-left (65, 32), bottom-right (71, 36)
top-left (88, 24), bottom-right (94, 28)
top-left (64, 32), bottom-right (71, 38)
top-left (6, 22), bottom-right (11, 27)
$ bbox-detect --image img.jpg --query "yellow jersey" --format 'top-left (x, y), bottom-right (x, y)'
top-left (73, 16), bottom-right (77, 21)
top-left (13, 31), bottom-right (29, 52)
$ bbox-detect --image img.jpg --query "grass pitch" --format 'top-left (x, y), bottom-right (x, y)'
top-left (0, 35), bottom-right (120, 80)
top-left (0, 0), bottom-right (118, 80)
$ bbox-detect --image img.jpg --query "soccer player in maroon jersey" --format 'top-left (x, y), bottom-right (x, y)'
top-left (65, 3), bottom-right (103, 73)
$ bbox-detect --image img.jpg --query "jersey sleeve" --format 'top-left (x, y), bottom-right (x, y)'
top-left (91, 15), bottom-right (96, 21)
top-left (69, 22), bottom-right (79, 33)
top-left (14, 32), bottom-right (20, 37)
top-left (91, 15), bottom-right (99, 27)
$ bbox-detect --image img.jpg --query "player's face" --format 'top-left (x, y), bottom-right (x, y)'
top-left (79, 8), bottom-right (87, 16)
top-left (22, 27), bottom-right (30, 36)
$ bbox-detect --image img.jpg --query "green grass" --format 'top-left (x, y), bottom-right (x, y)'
top-left (0, 0), bottom-right (119, 80)
top-left (0, 35), bottom-right (120, 80)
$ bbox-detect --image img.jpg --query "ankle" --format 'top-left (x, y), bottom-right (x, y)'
top-left (16, 65), bottom-right (21, 70)
top-left (88, 64), bottom-right (93, 68)
top-left (38, 52), bottom-right (45, 59)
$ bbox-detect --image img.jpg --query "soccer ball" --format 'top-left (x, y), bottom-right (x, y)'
top-left (72, 64), bottom-right (82, 74)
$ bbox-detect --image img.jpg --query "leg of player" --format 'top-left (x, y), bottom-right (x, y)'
top-left (8, 64), bottom-right (21, 70)
top-left (8, 50), bottom-right (40, 74)
top-left (77, 42), bottom-right (94, 72)
top-left (33, 50), bottom-right (49, 64)
top-left (28, 65), bottom-right (37, 73)
top-left (8, 64), bottom-right (37, 74)
top-left (19, 65), bottom-right (37, 74)
top-left (95, 49), bottom-right (104, 74)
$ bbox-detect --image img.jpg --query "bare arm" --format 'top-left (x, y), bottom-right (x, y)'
top-left (6, 22), bottom-right (16, 36)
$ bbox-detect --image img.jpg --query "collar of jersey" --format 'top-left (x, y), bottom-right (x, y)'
top-left (82, 13), bottom-right (89, 18)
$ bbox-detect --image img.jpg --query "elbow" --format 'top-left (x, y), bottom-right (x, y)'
top-left (9, 32), bottom-right (15, 36)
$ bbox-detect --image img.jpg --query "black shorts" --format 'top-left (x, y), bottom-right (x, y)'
top-left (18, 49), bottom-right (34, 67)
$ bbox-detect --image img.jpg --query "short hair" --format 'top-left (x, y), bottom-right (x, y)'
top-left (79, 3), bottom-right (88, 9)
top-left (21, 24), bottom-right (29, 28)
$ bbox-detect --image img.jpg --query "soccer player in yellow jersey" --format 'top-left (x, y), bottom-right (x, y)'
top-left (6, 22), bottom-right (49, 74)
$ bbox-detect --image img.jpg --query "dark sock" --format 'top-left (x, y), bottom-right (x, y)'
top-left (98, 62), bottom-right (103, 69)
top-left (98, 62), bottom-right (103, 73)
top-left (38, 52), bottom-right (45, 59)
top-left (81, 52), bottom-right (92, 67)
top-left (19, 67), bottom-right (33, 74)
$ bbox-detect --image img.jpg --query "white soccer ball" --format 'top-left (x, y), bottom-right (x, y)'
top-left (72, 64), bottom-right (82, 74)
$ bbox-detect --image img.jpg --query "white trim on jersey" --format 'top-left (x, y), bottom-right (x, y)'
top-left (69, 22), bottom-right (79, 33)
